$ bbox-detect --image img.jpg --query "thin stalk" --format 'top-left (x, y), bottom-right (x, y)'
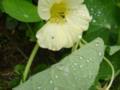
top-left (103, 57), bottom-right (115, 90)
top-left (22, 43), bottom-right (39, 82)
top-left (72, 40), bottom-right (80, 52)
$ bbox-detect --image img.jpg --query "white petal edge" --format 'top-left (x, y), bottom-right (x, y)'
top-left (36, 22), bottom-right (83, 51)
top-left (38, 0), bottom-right (55, 20)
top-left (36, 22), bottom-right (67, 51)
top-left (66, 4), bottom-right (92, 30)
top-left (66, 0), bottom-right (84, 8)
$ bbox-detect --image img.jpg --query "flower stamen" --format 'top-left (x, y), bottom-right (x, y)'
top-left (50, 1), bottom-right (67, 23)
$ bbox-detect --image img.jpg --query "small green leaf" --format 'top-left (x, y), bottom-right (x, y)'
top-left (2, 0), bottom-right (41, 22)
top-left (109, 46), bottom-right (120, 55)
top-left (13, 38), bottom-right (104, 90)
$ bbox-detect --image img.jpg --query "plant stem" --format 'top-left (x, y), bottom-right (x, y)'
top-left (22, 43), bottom-right (39, 82)
top-left (72, 39), bottom-right (80, 52)
top-left (81, 38), bottom-right (115, 90)
top-left (103, 57), bottom-right (115, 90)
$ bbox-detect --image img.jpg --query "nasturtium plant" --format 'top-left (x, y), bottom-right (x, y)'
top-left (0, 0), bottom-right (120, 89)
top-left (14, 38), bottom-right (105, 90)
top-left (2, 0), bottom-right (41, 22)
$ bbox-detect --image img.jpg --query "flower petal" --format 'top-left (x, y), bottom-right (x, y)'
top-left (66, 5), bottom-right (92, 30)
top-left (36, 22), bottom-right (68, 50)
top-left (66, 0), bottom-right (84, 7)
top-left (63, 23), bottom-right (83, 47)
top-left (36, 22), bottom-right (83, 51)
top-left (38, 0), bottom-right (55, 20)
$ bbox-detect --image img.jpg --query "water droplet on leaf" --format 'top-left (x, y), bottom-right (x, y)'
top-left (95, 42), bottom-right (99, 46)
top-left (79, 56), bottom-right (83, 60)
top-left (74, 63), bottom-right (78, 66)
top-left (55, 75), bottom-right (58, 78)
top-left (50, 80), bottom-right (53, 84)
top-left (98, 52), bottom-right (102, 56)
top-left (86, 60), bottom-right (90, 63)
top-left (37, 86), bottom-right (41, 89)
top-left (23, 14), bottom-right (29, 18)
top-left (54, 87), bottom-right (59, 90)
top-left (92, 19), bottom-right (96, 23)
top-left (79, 65), bottom-right (83, 68)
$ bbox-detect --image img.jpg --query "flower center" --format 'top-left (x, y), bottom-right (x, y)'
top-left (50, 1), bottom-right (67, 23)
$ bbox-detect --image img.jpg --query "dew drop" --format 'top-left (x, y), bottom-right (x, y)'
top-left (50, 80), bottom-right (53, 84)
top-left (79, 56), bottom-right (83, 60)
top-left (55, 75), bottom-right (58, 78)
top-left (79, 65), bottom-right (83, 68)
top-left (95, 42), bottom-right (99, 46)
top-left (54, 87), bottom-right (59, 90)
top-left (37, 86), bottom-right (41, 89)
top-left (74, 63), bottom-right (78, 66)
top-left (105, 24), bottom-right (111, 29)
top-left (98, 11), bottom-right (102, 14)
top-left (86, 60), bottom-right (90, 63)
top-left (23, 14), bottom-right (29, 18)
top-left (98, 52), bottom-right (102, 56)
top-left (92, 19), bottom-right (96, 23)
top-left (89, 58), bottom-right (93, 62)
top-left (90, 8), bottom-right (94, 12)
top-left (97, 11), bottom-right (102, 17)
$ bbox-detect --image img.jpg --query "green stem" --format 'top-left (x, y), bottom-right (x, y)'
top-left (22, 43), bottom-right (39, 82)
top-left (72, 40), bottom-right (80, 52)
top-left (103, 57), bottom-right (115, 90)
top-left (81, 38), bottom-right (115, 90)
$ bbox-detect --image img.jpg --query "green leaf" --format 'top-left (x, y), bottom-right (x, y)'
top-left (2, 0), bottom-right (41, 22)
top-left (13, 38), bottom-right (105, 90)
top-left (84, 0), bottom-right (119, 45)
top-left (109, 46), bottom-right (120, 55)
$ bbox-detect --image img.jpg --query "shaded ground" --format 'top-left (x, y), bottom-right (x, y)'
top-left (0, 13), bottom-right (66, 90)
top-left (0, 13), bottom-right (34, 90)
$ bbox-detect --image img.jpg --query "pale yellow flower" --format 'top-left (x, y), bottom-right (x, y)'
top-left (36, 0), bottom-right (92, 51)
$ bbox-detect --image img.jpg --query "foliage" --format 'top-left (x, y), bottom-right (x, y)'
top-left (14, 38), bottom-right (104, 90)
top-left (0, 0), bottom-right (120, 90)
top-left (2, 0), bottom-right (41, 22)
